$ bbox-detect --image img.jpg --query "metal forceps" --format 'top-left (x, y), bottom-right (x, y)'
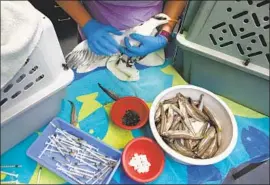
top-left (116, 53), bottom-right (135, 67)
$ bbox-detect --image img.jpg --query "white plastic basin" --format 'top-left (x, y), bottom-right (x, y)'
top-left (149, 85), bottom-right (238, 165)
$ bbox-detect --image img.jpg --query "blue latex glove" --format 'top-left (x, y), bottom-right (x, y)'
top-left (120, 33), bottom-right (168, 57)
top-left (82, 19), bottom-right (123, 56)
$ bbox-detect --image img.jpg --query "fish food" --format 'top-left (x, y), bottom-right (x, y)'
top-left (122, 110), bottom-right (140, 126)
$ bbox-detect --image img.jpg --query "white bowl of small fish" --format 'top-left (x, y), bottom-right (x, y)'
top-left (149, 85), bottom-right (238, 166)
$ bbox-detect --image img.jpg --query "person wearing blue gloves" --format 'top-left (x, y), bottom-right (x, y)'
top-left (56, 0), bottom-right (187, 58)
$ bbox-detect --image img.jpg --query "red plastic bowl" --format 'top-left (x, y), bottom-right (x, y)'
top-left (122, 137), bottom-right (165, 183)
top-left (110, 96), bottom-right (149, 130)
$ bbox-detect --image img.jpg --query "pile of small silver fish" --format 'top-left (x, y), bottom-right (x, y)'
top-left (154, 93), bottom-right (222, 159)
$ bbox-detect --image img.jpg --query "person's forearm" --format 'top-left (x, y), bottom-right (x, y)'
top-left (162, 0), bottom-right (187, 33)
top-left (56, 0), bottom-right (92, 27)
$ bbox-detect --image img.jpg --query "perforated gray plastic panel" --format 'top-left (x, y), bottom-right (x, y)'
top-left (186, 0), bottom-right (269, 70)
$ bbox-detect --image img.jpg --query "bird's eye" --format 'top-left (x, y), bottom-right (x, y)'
top-left (154, 16), bottom-right (167, 20)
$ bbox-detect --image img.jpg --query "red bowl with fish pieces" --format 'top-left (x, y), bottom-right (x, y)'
top-left (122, 137), bottom-right (165, 183)
top-left (110, 96), bottom-right (149, 130)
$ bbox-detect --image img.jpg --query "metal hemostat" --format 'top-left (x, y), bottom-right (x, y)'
top-left (116, 54), bottom-right (133, 67)
top-left (38, 123), bottom-right (118, 184)
top-left (116, 53), bottom-right (145, 68)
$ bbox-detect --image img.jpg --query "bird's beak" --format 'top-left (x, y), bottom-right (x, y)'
top-left (153, 13), bottom-right (171, 20)
top-left (152, 13), bottom-right (171, 24)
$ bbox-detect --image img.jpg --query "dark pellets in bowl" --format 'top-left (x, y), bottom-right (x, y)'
top-left (122, 110), bottom-right (141, 126)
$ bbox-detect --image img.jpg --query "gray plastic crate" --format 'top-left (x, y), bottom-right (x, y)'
top-left (174, 0), bottom-right (269, 116)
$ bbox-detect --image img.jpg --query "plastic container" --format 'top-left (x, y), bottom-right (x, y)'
top-left (174, 0), bottom-right (269, 116)
top-left (0, 12), bottom-right (74, 154)
top-left (27, 118), bottom-right (121, 184)
top-left (149, 85), bottom-right (238, 166)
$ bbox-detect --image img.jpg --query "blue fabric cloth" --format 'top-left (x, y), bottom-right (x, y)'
top-left (1, 60), bottom-right (269, 184)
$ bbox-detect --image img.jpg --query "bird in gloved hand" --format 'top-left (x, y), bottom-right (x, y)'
top-left (64, 13), bottom-right (171, 77)
top-left (56, 0), bottom-right (187, 81)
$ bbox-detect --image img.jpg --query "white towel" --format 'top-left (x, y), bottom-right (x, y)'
top-left (1, 1), bottom-right (43, 89)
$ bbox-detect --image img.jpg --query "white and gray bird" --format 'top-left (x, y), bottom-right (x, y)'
top-left (65, 13), bottom-right (172, 81)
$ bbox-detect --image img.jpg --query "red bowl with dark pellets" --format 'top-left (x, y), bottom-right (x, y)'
top-left (110, 96), bottom-right (149, 130)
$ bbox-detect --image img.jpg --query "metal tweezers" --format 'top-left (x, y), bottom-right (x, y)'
top-left (116, 53), bottom-right (134, 67)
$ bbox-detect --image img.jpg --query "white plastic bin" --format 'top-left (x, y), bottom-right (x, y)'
top-left (174, 0), bottom-right (269, 116)
top-left (0, 13), bottom-right (74, 154)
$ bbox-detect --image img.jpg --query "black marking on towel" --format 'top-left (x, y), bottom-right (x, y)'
top-left (3, 84), bottom-right (13, 93)
top-left (116, 58), bottom-right (121, 65)
top-left (232, 11), bottom-right (248, 19)
top-left (220, 41), bottom-right (233, 47)
top-left (212, 22), bottom-right (226, 29)
top-left (209, 34), bottom-right (217, 45)
top-left (257, 0), bottom-right (269, 7)
top-left (252, 13), bottom-right (260, 27)
top-left (237, 43), bottom-right (245, 55)
top-left (247, 51), bottom-right (263, 57)
top-left (229, 24), bottom-right (237, 36)
top-left (247, 0), bottom-right (253, 5)
top-left (240, 32), bottom-right (256, 39)
top-left (0, 98), bottom-right (8, 106)
top-left (259, 34), bottom-right (267, 47)
top-left (266, 53), bottom-right (270, 63)
top-left (263, 24), bottom-right (270, 29)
